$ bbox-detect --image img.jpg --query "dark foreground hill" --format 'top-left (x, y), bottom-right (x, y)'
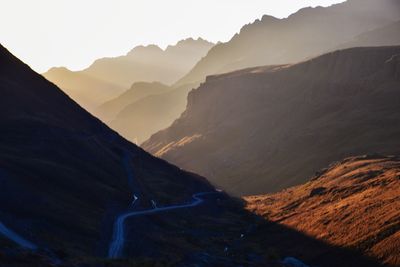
top-left (0, 44), bottom-right (253, 266)
top-left (143, 46), bottom-right (400, 195)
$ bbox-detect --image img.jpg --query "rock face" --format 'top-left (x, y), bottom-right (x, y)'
top-left (245, 155), bottom-right (400, 266)
top-left (0, 44), bottom-right (251, 264)
top-left (176, 0), bottom-right (400, 86)
top-left (143, 46), bottom-right (400, 195)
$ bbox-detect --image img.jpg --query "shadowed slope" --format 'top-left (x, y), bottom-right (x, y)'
top-left (0, 43), bottom-right (217, 260)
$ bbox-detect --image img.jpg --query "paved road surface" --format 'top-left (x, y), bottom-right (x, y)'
top-left (0, 221), bottom-right (37, 250)
top-left (108, 191), bottom-right (219, 258)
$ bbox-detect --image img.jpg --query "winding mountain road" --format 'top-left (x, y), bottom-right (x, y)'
top-left (0, 221), bottom-right (37, 250)
top-left (108, 191), bottom-right (219, 259)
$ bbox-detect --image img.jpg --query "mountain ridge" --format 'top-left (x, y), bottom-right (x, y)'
top-left (143, 46), bottom-right (400, 195)
top-left (175, 0), bottom-right (400, 86)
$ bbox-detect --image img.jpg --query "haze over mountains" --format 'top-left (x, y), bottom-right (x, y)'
top-left (43, 0), bottom-right (400, 146)
top-left (2, 0), bottom-right (400, 265)
top-left (43, 67), bottom-right (124, 112)
top-left (337, 20), bottom-right (400, 49)
top-left (102, 83), bottom-right (195, 144)
top-left (43, 38), bottom-right (214, 111)
top-left (143, 46), bottom-right (400, 195)
top-left (95, 81), bottom-right (171, 122)
top-left (176, 0), bottom-right (400, 86)
top-left (83, 38), bottom-right (214, 88)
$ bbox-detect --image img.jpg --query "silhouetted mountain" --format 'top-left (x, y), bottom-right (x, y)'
top-left (143, 46), bottom-right (400, 195)
top-left (0, 44), bottom-right (256, 265)
top-left (83, 38), bottom-right (214, 88)
top-left (246, 155), bottom-right (400, 266)
top-left (337, 20), bottom-right (400, 49)
top-left (43, 67), bottom-right (124, 112)
top-left (176, 0), bottom-right (400, 86)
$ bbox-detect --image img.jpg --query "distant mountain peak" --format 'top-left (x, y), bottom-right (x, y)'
top-left (260, 14), bottom-right (280, 22)
top-left (45, 66), bottom-right (71, 73)
top-left (127, 44), bottom-right (163, 55)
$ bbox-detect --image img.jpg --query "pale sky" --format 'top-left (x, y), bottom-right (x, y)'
top-left (0, 0), bottom-right (344, 73)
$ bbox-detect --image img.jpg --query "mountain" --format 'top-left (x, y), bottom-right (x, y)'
top-left (337, 20), bottom-right (400, 49)
top-left (246, 155), bottom-right (400, 267)
top-left (94, 82), bottom-right (196, 144)
top-left (42, 38), bottom-right (214, 112)
top-left (143, 46), bottom-right (400, 195)
top-left (0, 44), bottom-right (259, 266)
top-left (82, 38), bottom-right (214, 88)
top-left (176, 0), bottom-right (400, 86)
top-left (94, 81), bottom-right (171, 122)
top-left (108, 83), bottom-right (195, 144)
top-left (0, 44), bottom-right (388, 267)
top-left (42, 67), bottom-right (124, 112)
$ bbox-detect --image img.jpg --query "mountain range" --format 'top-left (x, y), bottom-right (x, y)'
top-left (83, 38), bottom-right (214, 88)
top-left (176, 0), bottom-right (400, 86)
top-left (2, 0), bottom-right (400, 265)
top-left (43, 0), bottom-right (400, 146)
top-left (43, 38), bottom-right (214, 111)
top-left (143, 46), bottom-right (400, 195)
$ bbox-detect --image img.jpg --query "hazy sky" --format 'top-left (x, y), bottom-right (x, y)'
top-left (1, 0), bottom-right (344, 73)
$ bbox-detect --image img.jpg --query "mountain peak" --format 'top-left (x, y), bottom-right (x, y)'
top-left (127, 44), bottom-right (163, 55)
top-left (45, 66), bottom-right (72, 74)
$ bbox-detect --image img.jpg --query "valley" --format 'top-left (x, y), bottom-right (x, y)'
top-left (1, 0), bottom-right (400, 266)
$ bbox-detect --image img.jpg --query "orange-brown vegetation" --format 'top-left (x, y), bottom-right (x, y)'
top-left (245, 155), bottom-right (400, 266)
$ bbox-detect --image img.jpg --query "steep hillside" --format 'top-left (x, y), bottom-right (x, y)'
top-left (43, 67), bottom-right (124, 112)
top-left (176, 0), bottom-right (400, 86)
top-left (94, 82), bottom-right (171, 122)
top-left (83, 38), bottom-right (214, 88)
top-left (0, 44), bottom-right (258, 266)
top-left (143, 46), bottom-right (400, 195)
top-left (246, 155), bottom-right (400, 267)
